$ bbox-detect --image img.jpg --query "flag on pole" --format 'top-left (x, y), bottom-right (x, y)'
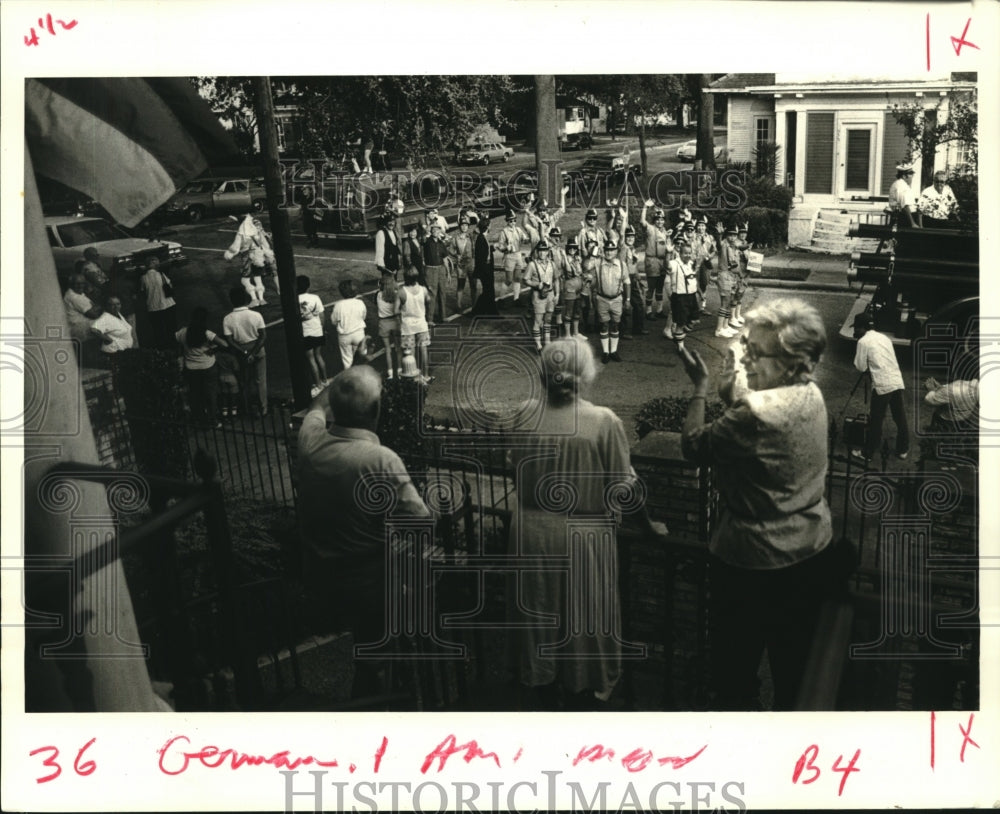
top-left (25, 77), bottom-right (240, 227)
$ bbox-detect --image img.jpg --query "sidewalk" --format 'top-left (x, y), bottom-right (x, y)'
top-left (755, 248), bottom-right (851, 292)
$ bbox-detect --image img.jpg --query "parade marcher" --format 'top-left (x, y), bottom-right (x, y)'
top-left (547, 226), bottom-right (568, 336)
top-left (222, 286), bottom-right (268, 417)
top-left (376, 273), bottom-right (402, 380)
top-left (594, 240), bottom-right (631, 364)
top-left (731, 223), bottom-right (753, 327)
top-left (251, 217), bottom-right (280, 300)
top-left (422, 222), bottom-right (452, 323)
top-left (691, 216), bottom-right (717, 317)
top-left (715, 226), bottom-right (742, 339)
top-left (398, 267), bottom-right (433, 383)
top-left (330, 279), bottom-right (368, 372)
top-left (522, 186), bottom-right (568, 244)
top-left (918, 171), bottom-right (961, 228)
top-left (374, 212), bottom-right (402, 278)
top-left (558, 236), bottom-right (585, 337)
top-left (223, 213), bottom-right (269, 306)
top-left (297, 275), bottom-right (329, 397)
top-left (297, 365), bottom-right (431, 698)
top-left (497, 209), bottom-right (529, 304)
top-left (852, 314), bottom-right (910, 463)
top-left (401, 222), bottom-right (425, 285)
top-left (138, 257), bottom-right (178, 350)
top-left (666, 240), bottom-right (699, 353)
top-left (447, 217), bottom-right (476, 312)
top-left (619, 225), bottom-right (646, 338)
top-left (888, 163), bottom-right (921, 228)
top-left (680, 299), bottom-right (843, 710)
top-left (470, 212), bottom-right (500, 316)
top-left (579, 237), bottom-right (600, 337)
top-left (524, 239), bottom-right (560, 353)
top-left (639, 200), bottom-right (671, 325)
top-left (579, 207), bottom-right (607, 255)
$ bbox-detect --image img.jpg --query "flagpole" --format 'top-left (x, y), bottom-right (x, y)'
top-left (253, 76), bottom-right (312, 411)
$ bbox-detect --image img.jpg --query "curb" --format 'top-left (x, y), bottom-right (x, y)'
top-left (753, 278), bottom-right (851, 293)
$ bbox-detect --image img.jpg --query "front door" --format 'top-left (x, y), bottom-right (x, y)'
top-left (839, 125), bottom-right (876, 197)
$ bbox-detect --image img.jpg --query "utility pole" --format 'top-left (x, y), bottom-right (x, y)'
top-left (534, 75), bottom-right (560, 210)
top-left (252, 76), bottom-right (312, 410)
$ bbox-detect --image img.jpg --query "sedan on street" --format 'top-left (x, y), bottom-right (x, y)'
top-left (676, 140), bottom-right (728, 163)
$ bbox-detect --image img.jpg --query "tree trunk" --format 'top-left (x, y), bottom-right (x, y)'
top-left (639, 118), bottom-right (648, 176)
top-left (675, 102), bottom-right (686, 129)
top-left (534, 75), bottom-right (560, 208)
top-left (696, 74), bottom-right (716, 170)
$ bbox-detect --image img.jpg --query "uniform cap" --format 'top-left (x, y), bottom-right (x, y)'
top-left (505, 209), bottom-right (516, 221)
top-left (895, 162), bottom-right (915, 174)
top-left (535, 239), bottom-right (550, 251)
top-left (549, 226), bottom-right (562, 237)
top-left (604, 240), bottom-right (619, 251)
top-left (624, 225), bottom-right (636, 236)
top-left (585, 209), bottom-right (598, 219)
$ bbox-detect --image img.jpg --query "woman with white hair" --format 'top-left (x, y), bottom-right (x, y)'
top-left (679, 298), bottom-right (847, 710)
top-left (508, 339), bottom-right (665, 710)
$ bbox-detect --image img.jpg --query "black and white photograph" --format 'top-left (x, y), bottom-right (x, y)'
top-left (2, 2), bottom-right (998, 811)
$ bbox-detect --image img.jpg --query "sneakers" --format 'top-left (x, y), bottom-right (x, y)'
top-left (715, 327), bottom-right (739, 338)
top-left (610, 352), bottom-right (622, 363)
top-left (898, 451), bottom-right (910, 460)
top-left (731, 316), bottom-right (746, 327)
top-left (602, 353), bottom-right (610, 364)
top-left (850, 449), bottom-right (872, 464)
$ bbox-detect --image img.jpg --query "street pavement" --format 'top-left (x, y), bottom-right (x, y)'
top-left (162, 193), bottom-right (927, 453)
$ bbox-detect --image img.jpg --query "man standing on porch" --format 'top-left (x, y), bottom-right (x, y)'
top-left (888, 163), bottom-right (921, 228)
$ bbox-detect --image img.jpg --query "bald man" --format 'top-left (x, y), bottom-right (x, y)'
top-left (297, 366), bottom-right (430, 696)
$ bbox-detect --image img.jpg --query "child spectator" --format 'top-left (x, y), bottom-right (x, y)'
top-left (222, 286), bottom-right (268, 417)
top-left (398, 268), bottom-right (433, 383)
top-left (330, 279), bottom-right (367, 371)
top-left (297, 275), bottom-right (329, 397)
top-left (376, 274), bottom-right (402, 379)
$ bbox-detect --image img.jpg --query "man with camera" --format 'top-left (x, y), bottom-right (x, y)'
top-left (852, 314), bottom-right (910, 463)
top-left (524, 238), bottom-right (560, 353)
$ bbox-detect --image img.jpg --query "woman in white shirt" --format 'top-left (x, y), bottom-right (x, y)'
top-left (297, 275), bottom-right (329, 396)
top-left (330, 279), bottom-right (368, 371)
top-left (176, 306), bottom-right (230, 427)
top-left (139, 257), bottom-right (178, 349)
top-left (90, 296), bottom-right (135, 356)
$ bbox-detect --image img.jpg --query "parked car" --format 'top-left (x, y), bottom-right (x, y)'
top-left (676, 140), bottom-right (729, 163)
top-left (560, 133), bottom-right (594, 151)
top-left (458, 142), bottom-right (514, 165)
top-left (45, 215), bottom-right (186, 285)
top-left (161, 177), bottom-right (267, 222)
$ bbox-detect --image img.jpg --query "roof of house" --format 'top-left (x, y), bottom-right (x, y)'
top-left (708, 74), bottom-right (776, 91)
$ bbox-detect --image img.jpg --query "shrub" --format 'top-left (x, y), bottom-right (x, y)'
top-left (737, 206), bottom-right (787, 247)
top-left (742, 175), bottom-right (794, 211)
top-left (948, 172), bottom-right (979, 232)
top-left (635, 395), bottom-right (727, 439)
top-left (753, 142), bottom-right (781, 180)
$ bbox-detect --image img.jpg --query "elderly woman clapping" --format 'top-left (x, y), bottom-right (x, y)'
top-left (679, 298), bottom-right (848, 710)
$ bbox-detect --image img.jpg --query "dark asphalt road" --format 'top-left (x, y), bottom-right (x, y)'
top-left (161, 213), bottom-right (907, 445)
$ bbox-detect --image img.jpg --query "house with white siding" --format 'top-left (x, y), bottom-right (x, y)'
top-left (708, 72), bottom-right (976, 250)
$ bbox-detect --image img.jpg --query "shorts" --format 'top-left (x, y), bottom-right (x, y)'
top-left (401, 331), bottom-right (430, 351)
top-left (644, 256), bottom-right (664, 277)
top-left (215, 352), bottom-right (240, 393)
top-left (303, 334), bottom-right (325, 350)
top-left (531, 293), bottom-right (555, 316)
top-left (502, 252), bottom-right (526, 275)
top-left (670, 292), bottom-right (698, 334)
top-left (716, 270), bottom-right (737, 297)
top-left (378, 315), bottom-right (401, 339)
top-left (595, 294), bottom-right (624, 322)
top-left (562, 296), bottom-right (583, 321)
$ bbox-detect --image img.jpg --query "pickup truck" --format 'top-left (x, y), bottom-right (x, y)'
top-left (161, 177), bottom-right (267, 223)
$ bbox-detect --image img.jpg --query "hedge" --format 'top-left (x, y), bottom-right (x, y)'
top-left (738, 206), bottom-right (788, 248)
top-left (635, 395), bottom-right (727, 439)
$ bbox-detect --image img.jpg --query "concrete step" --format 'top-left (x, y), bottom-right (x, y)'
top-left (813, 220), bottom-right (851, 237)
top-left (809, 236), bottom-right (876, 253)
